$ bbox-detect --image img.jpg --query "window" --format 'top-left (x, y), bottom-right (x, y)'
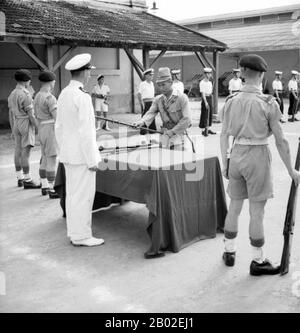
top-left (244, 16), bottom-right (260, 24)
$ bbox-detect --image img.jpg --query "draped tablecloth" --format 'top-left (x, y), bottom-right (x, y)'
top-left (55, 148), bottom-right (227, 256)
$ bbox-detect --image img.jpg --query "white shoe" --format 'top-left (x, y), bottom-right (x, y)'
top-left (71, 237), bottom-right (105, 247)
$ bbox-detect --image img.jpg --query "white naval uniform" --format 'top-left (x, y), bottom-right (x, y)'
top-left (288, 79), bottom-right (298, 92)
top-left (138, 80), bottom-right (155, 100)
top-left (55, 80), bottom-right (101, 241)
top-left (272, 80), bottom-right (283, 91)
top-left (92, 84), bottom-right (110, 112)
top-left (172, 81), bottom-right (184, 94)
top-left (228, 78), bottom-right (242, 92)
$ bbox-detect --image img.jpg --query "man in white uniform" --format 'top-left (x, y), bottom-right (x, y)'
top-left (138, 68), bottom-right (156, 134)
top-left (272, 71), bottom-right (285, 123)
top-left (55, 53), bottom-right (104, 247)
top-left (288, 70), bottom-right (299, 122)
top-left (92, 74), bottom-right (111, 131)
top-left (228, 69), bottom-right (242, 95)
top-left (171, 69), bottom-right (184, 94)
top-left (199, 67), bottom-right (216, 137)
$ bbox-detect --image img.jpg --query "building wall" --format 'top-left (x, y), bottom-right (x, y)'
top-left (0, 42), bottom-right (143, 127)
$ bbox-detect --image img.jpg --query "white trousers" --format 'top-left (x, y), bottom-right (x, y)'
top-left (64, 164), bottom-right (96, 241)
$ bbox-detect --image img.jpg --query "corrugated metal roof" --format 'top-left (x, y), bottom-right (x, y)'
top-left (0, 0), bottom-right (227, 51)
top-left (177, 4), bottom-right (300, 25)
top-left (200, 20), bottom-right (300, 52)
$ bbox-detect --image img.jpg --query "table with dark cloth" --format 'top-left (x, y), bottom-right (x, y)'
top-left (54, 148), bottom-right (227, 256)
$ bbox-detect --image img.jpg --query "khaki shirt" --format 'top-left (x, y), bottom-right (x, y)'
top-left (141, 89), bottom-right (191, 136)
top-left (221, 85), bottom-right (282, 141)
top-left (34, 89), bottom-right (57, 121)
top-left (8, 84), bottom-right (34, 119)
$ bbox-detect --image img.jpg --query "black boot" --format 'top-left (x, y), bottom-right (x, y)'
top-left (17, 179), bottom-right (24, 187)
top-left (202, 128), bottom-right (208, 137)
top-left (23, 179), bottom-right (41, 189)
top-left (41, 187), bottom-right (50, 196)
top-left (222, 252), bottom-right (236, 267)
top-left (49, 189), bottom-right (60, 199)
top-left (250, 259), bottom-right (280, 276)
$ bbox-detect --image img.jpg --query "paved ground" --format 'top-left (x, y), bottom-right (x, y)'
top-left (0, 100), bottom-right (300, 313)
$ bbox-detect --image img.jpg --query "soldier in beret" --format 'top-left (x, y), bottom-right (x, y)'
top-left (8, 69), bottom-right (41, 189)
top-left (220, 54), bottom-right (300, 276)
top-left (34, 70), bottom-right (59, 199)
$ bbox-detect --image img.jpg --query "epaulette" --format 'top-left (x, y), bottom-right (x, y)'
top-left (79, 87), bottom-right (89, 94)
top-left (225, 92), bottom-right (240, 103)
top-left (257, 94), bottom-right (276, 105)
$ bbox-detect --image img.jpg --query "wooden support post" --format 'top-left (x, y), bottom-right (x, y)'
top-left (53, 45), bottom-right (76, 72)
top-left (46, 44), bottom-right (54, 70)
top-left (194, 51), bottom-right (206, 69)
top-left (150, 49), bottom-right (166, 68)
top-left (199, 49), bottom-right (215, 72)
top-left (213, 50), bottom-right (219, 116)
top-left (143, 48), bottom-right (150, 70)
top-left (17, 43), bottom-right (48, 70)
top-left (124, 48), bottom-right (144, 80)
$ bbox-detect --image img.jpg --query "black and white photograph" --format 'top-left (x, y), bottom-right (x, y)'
top-left (0, 0), bottom-right (300, 317)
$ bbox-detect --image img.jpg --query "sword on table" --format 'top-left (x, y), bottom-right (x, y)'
top-left (95, 116), bottom-right (196, 153)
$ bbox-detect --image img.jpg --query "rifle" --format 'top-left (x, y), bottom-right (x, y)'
top-left (280, 137), bottom-right (300, 275)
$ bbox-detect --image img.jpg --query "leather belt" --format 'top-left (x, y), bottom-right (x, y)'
top-left (40, 119), bottom-right (55, 125)
top-left (235, 138), bottom-right (268, 145)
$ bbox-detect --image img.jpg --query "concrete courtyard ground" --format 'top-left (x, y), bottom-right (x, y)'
top-left (0, 99), bottom-right (300, 313)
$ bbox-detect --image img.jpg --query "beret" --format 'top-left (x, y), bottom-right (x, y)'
top-left (65, 53), bottom-right (95, 71)
top-left (143, 68), bottom-right (154, 76)
top-left (15, 69), bottom-right (32, 82)
top-left (39, 70), bottom-right (56, 82)
top-left (239, 54), bottom-right (268, 72)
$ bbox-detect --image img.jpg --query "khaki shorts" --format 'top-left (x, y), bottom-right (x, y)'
top-left (227, 144), bottom-right (273, 202)
top-left (38, 123), bottom-right (58, 157)
top-left (13, 119), bottom-right (35, 148)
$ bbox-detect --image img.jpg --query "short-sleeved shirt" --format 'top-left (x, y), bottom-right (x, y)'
top-left (199, 79), bottom-right (213, 95)
top-left (172, 81), bottom-right (184, 94)
top-left (34, 90), bottom-right (57, 121)
top-left (8, 85), bottom-right (34, 119)
top-left (221, 85), bottom-right (282, 141)
top-left (141, 89), bottom-right (191, 136)
top-left (138, 81), bottom-right (155, 100)
top-left (272, 80), bottom-right (283, 91)
top-left (92, 84), bottom-right (110, 111)
top-left (229, 78), bottom-right (242, 92)
top-left (288, 79), bottom-right (298, 91)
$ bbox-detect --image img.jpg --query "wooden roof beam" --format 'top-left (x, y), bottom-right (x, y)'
top-left (17, 42), bottom-right (48, 70)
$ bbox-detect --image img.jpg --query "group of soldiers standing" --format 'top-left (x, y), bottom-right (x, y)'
top-left (8, 69), bottom-right (59, 198)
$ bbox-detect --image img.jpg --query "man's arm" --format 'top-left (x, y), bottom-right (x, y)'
top-left (48, 95), bottom-right (57, 121)
top-left (201, 92), bottom-right (208, 108)
top-left (135, 98), bottom-right (159, 127)
top-left (269, 106), bottom-right (300, 185)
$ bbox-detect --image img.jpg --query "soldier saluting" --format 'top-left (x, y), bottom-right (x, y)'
top-left (220, 54), bottom-right (300, 276)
